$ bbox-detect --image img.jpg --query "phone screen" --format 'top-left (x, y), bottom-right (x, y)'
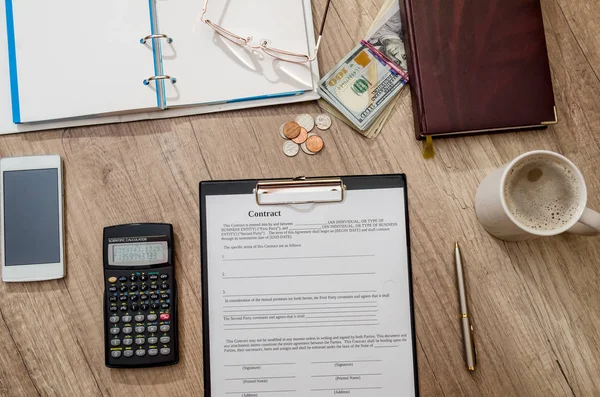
top-left (3, 169), bottom-right (60, 266)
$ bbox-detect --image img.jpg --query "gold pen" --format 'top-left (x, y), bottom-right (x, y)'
top-left (455, 242), bottom-right (476, 371)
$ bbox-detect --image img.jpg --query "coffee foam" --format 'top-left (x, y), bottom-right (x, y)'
top-left (503, 156), bottom-right (580, 232)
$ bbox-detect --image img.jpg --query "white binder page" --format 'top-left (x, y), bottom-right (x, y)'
top-left (159, 0), bottom-right (315, 106)
top-left (205, 188), bottom-right (416, 396)
top-left (5, 0), bottom-right (157, 123)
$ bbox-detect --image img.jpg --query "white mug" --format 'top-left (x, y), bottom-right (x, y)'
top-left (475, 150), bottom-right (600, 241)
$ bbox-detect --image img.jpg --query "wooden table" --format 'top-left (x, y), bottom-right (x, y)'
top-left (1, 0), bottom-right (599, 395)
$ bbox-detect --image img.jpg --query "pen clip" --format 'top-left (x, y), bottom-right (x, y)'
top-left (470, 323), bottom-right (477, 367)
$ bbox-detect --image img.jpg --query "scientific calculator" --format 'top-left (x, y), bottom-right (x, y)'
top-left (103, 223), bottom-right (178, 368)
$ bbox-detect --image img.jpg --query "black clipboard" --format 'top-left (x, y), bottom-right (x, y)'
top-left (199, 174), bottom-right (419, 396)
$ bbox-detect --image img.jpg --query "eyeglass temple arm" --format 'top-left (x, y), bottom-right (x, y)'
top-left (201, 0), bottom-right (209, 21)
top-left (312, 0), bottom-right (332, 57)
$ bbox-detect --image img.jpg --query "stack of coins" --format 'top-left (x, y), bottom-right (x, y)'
top-left (279, 113), bottom-right (331, 157)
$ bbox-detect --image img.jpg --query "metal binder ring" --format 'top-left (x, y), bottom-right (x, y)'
top-left (143, 75), bottom-right (177, 85)
top-left (140, 34), bottom-right (174, 44)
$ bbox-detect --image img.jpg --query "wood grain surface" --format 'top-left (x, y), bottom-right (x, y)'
top-left (1, 0), bottom-right (600, 396)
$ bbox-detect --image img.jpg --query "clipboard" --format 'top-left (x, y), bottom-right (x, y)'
top-left (199, 174), bottom-right (419, 396)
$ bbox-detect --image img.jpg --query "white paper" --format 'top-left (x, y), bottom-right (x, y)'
top-left (5, 0), bottom-right (157, 123)
top-left (0, 0), bottom-right (319, 135)
top-left (205, 188), bottom-right (416, 396)
top-left (158, 0), bottom-right (314, 106)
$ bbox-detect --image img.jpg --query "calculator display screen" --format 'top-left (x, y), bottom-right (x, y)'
top-left (109, 242), bottom-right (167, 266)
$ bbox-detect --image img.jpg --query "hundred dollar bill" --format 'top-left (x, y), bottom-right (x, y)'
top-left (317, 1), bottom-right (407, 132)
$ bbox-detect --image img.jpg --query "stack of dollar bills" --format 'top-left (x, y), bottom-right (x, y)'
top-left (317, 0), bottom-right (407, 139)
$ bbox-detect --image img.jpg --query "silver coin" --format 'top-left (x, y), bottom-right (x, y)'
top-left (295, 114), bottom-right (315, 132)
top-left (283, 140), bottom-right (300, 157)
top-left (315, 114), bottom-right (332, 130)
top-left (278, 123), bottom-right (288, 139)
top-left (301, 142), bottom-right (316, 155)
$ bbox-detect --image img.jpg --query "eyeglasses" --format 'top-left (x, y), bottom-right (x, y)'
top-left (200, 0), bottom-right (332, 64)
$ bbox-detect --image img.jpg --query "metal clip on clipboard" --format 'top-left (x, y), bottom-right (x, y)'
top-left (255, 177), bottom-right (346, 205)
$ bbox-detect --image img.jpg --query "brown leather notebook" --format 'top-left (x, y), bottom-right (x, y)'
top-left (399, 0), bottom-right (557, 139)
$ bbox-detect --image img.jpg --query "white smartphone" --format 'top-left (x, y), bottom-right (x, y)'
top-left (1, 155), bottom-right (65, 282)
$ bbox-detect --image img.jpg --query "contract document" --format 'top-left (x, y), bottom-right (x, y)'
top-left (200, 175), bottom-right (418, 396)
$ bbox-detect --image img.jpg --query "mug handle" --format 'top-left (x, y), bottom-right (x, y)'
top-left (567, 208), bottom-right (600, 236)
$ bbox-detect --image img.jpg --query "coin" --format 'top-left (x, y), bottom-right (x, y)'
top-left (279, 123), bottom-right (288, 139)
top-left (292, 127), bottom-right (308, 144)
top-left (295, 114), bottom-right (315, 132)
top-left (301, 142), bottom-right (315, 155)
top-left (282, 140), bottom-right (300, 157)
top-left (315, 114), bottom-right (332, 130)
top-left (283, 122), bottom-right (301, 139)
top-left (306, 135), bottom-right (324, 154)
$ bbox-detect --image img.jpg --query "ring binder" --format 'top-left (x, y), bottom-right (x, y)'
top-left (143, 75), bottom-right (177, 86)
top-left (255, 177), bottom-right (346, 205)
top-left (140, 34), bottom-right (174, 44)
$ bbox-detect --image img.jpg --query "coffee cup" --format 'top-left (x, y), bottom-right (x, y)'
top-left (475, 150), bottom-right (600, 241)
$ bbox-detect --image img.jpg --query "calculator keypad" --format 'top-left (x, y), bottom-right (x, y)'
top-left (105, 269), bottom-right (176, 367)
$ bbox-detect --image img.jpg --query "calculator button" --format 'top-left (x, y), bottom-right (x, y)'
top-left (108, 286), bottom-right (117, 293)
top-left (160, 336), bottom-right (170, 344)
top-left (110, 339), bottom-right (121, 346)
top-left (130, 304), bottom-right (139, 311)
top-left (109, 306), bottom-right (118, 312)
top-left (121, 315), bottom-right (132, 323)
top-left (160, 273), bottom-right (168, 280)
top-left (135, 349), bottom-right (146, 357)
top-left (140, 284), bottom-right (149, 291)
top-left (147, 325), bottom-right (158, 333)
top-left (160, 293), bottom-right (169, 299)
top-left (123, 350), bottom-right (134, 357)
top-left (161, 303), bottom-right (170, 309)
top-left (148, 349), bottom-right (158, 356)
top-left (160, 348), bottom-right (171, 356)
top-left (129, 295), bottom-right (139, 302)
top-left (119, 285), bottom-right (128, 292)
top-left (135, 314), bottom-right (145, 322)
top-left (135, 326), bottom-right (145, 333)
top-left (140, 294), bottom-right (149, 300)
top-left (110, 328), bottom-right (120, 335)
top-left (119, 276), bottom-right (127, 282)
top-left (151, 303), bottom-right (160, 310)
top-left (140, 274), bottom-right (148, 281)
top-left (109, 296), bottom-right (117, 302)
top-left (135, 338), bottom-right (145, 345)
top-left (129, 275), bottom-right (138, 281)
top-left (129, 285), bottom-right (138, 292)
top-left (160, 313), bottom-right (171, 321)
top-left (149, 274), bottom-right (159, 281)
top-left (150, 293), bottom-right (159, 300)
top-left (150, 284), bottom-right (159, 291)
top-left (122, 327), bottom-right (133, 335)
top-left (123, 338), bottom-right (133, 346)
top-left (147, 314), bottom-right (158, 321)
top-left (140, 304), bottom-right (149, 311)
top-left (160, 325), bottom-right (171, 332)
top-left (160, 283), bottom-right (169, 290)
top-left (111, 351), bottom-right (122, 358)
top-left (119, 305), bottom-right (128, 312)
top-left (109, 316), bottom-right (120, 323)
top-left (108, 276), bottom-right (117, 283)
top-left (148, 337), bottom-right (158, 344)
top-left (119, 296), bottom-right (128, 302)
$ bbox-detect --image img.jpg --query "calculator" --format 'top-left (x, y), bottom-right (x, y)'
top-left (103, 223), bottom-right (178, 368)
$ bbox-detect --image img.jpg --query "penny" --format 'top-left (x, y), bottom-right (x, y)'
top-left (315, 114), bottom-right (332, 130)
top-left (292, 127), bottom-right (308, 144)
top-left (306, 135), bottom-right (324, 154)
top-left (283, 122), bottom-right (301, 139)
top-left (295, 114), bottom-right (315, 132)
top-left (282, 140), bottom-right (300, 157)
top-left (279, 123), bottom-right (288, 139)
